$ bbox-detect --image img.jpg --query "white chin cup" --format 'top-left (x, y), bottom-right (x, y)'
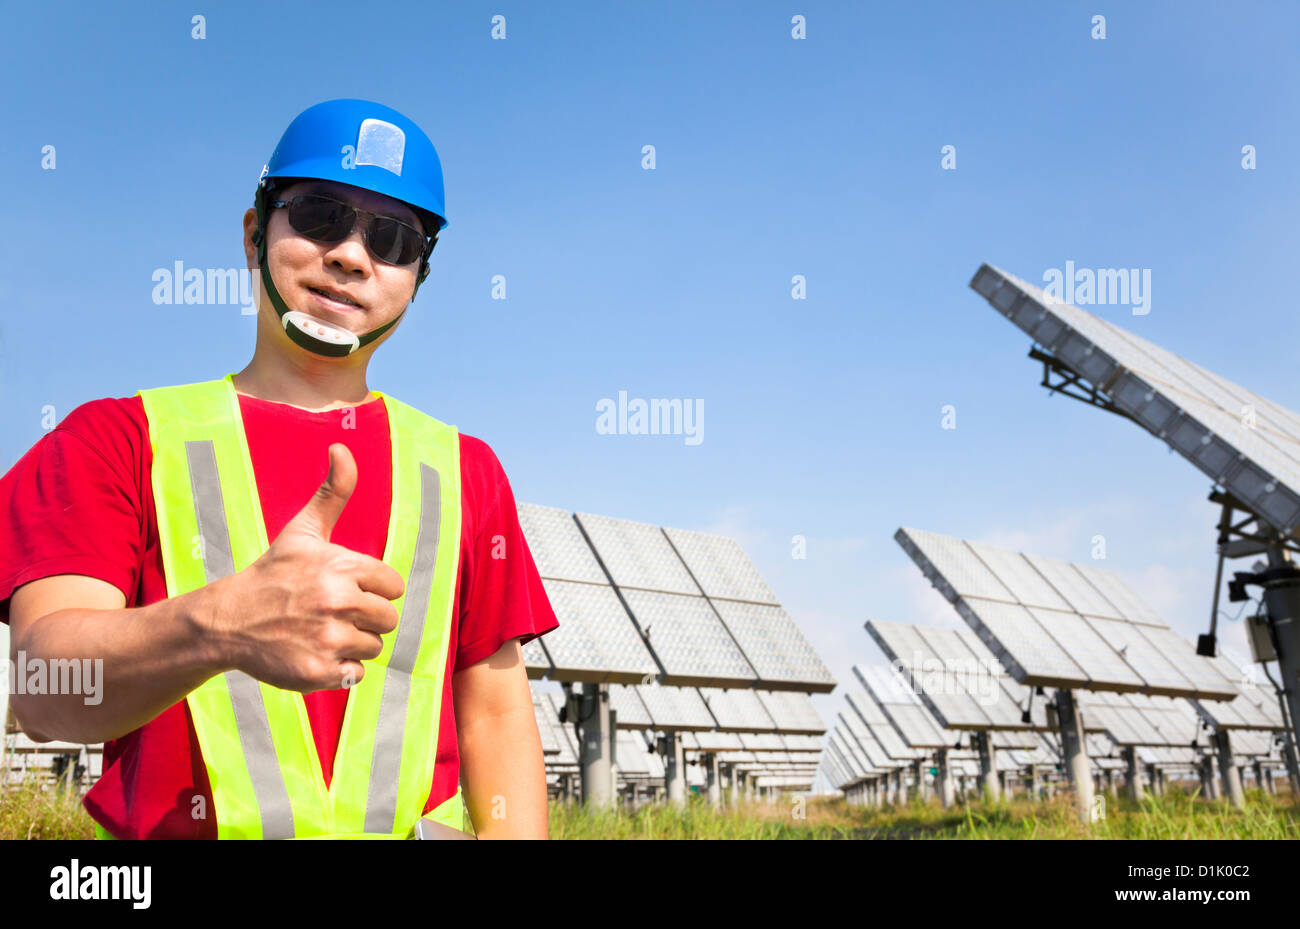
top-left (283, 311), bottom-right (361, 354)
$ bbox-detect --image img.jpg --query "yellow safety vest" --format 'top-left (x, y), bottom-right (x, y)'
top-left (97, 373), bottom-right (472, 839)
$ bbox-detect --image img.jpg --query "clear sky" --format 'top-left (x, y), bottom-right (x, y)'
top-left (4, 1), bottom-right (1298, 789)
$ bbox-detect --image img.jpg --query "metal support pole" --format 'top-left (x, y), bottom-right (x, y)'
top-left (664, 731), bottom-right (686, 807)
top-left (935, 748), bottom-right (956, 808)
top-left (1213, 730), bottom-right (1245, 809)
top-left (1144, 763), bottom-right (1161, 796)
top-left (892, 768), bottom-right (903, 805)
top-left (704, 753), bottom-right (721, 810)
top-left (974, 731), bottom-right (999, 801)
top-left (1251, 759), bottom-right (1264, 793)
top-left (1027, 765), bottom-right (1039, 800)
top-left (1260, 550), bottom-right (1300, 787)
top-left (1199, 755), bottom-right (1219, 800)
top-left (1055, 689), bottom-right (1096, 823)
top-left (578, 683), bottom-right (614, 808)
top-left (1123, 746), bottom-right (1144, 802)
top-left (911, 759), bottom-right (928, 802)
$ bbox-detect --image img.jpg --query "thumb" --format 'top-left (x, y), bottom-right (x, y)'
top-left (284, 443), bottom-right (357, 542)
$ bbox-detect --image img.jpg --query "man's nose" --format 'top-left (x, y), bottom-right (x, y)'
top-left (323, 225), bottom-right (372, 275)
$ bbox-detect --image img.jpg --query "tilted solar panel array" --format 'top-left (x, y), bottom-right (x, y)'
top-left (853, 664), bottom-right (960, 749)
top-left (971, 263), bottom-right (1300, 536)
top-left (517, 503), bottom-right (835, 696)
top-left (895, 527), bottom-right (1240, 699)
top-left (866, 619), bottom-right (1036, 731)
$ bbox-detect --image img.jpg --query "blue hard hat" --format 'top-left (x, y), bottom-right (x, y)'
top-left (260, 98), bottom-right (448, 234)
top-left (250, 100), bottom-right (449, 357)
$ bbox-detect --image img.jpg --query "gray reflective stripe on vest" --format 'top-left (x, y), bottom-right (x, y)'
top-left (186, 440), bottom-right (296, 839)
top-left (364, 462), bottom-right (441, 833)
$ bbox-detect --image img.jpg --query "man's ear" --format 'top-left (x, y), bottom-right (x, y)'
top-left (243, 208), bottom-right (260, 270)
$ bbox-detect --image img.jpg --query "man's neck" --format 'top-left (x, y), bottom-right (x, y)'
top-left (232, 348), bottom-right (378, 412)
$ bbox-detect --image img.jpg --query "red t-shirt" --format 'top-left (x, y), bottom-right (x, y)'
top-left (0, 387), bottom-right (558, 839)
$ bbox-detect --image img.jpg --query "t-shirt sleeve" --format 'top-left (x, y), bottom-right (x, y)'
top-left (0, 399), bottom-right (146, 624)
top-left (454, 437), bottom-right (558, 671)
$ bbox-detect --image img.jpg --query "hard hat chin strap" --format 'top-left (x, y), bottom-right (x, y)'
top-left (252, 185), bottom-right (429, 358)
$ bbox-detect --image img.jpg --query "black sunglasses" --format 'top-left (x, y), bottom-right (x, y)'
top-left (269, 194), bottom-right (429, 267)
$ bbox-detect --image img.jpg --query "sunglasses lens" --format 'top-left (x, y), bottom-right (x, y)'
top-left (288, 196), bottom-right (353, 242)
top-left (368, 218), bottom-right (423, 265)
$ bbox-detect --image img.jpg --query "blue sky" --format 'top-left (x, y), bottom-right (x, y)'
top-left (4, 1), bottom-right (1298, 782)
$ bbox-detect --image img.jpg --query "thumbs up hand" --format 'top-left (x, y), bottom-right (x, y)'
top-left (208, 444), bottom-right (405, 692)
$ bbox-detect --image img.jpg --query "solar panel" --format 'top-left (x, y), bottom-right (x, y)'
top-left (1030, 607), bottom-right (1145, 690)
top-left (845, 690), bottom-right (924, 760)
top-left (868, 620), bottom-right (1037, 731)
top-left (542, 693), bottom-right (580, 765)
top-left (754, 690), bottom-right (826, 735)
top-left (867, 620), bottom-right (999, 730)
top-left (896, 526), bottom-right (1241, 699)
top-left (574, 513), bottom-right (699, 594)
top-left (853, 664), bottom-right (956, 749)
top-left (970, 264), bottom-right (1300, 535)
top-left (517, 503), bottom-right (608, 584)
top-left (522, 638), bottom-right (552, 679)
top-left (529, 689), bottom-right (561, 755)
top-left (618, 589), bottom-right (758, 687)
top-left (708, 600), bottom-right (836, 692)
top-left (692, 731), bottom-right (746, 752)
top-left (830, 728), bottom-right (879, 777)
top-left (697, 687), bottom-right (777, 732)
top-left (840, 711), bottom-right (897, 769)
top-left (607, 684), bottom-right (654, 728)
top-left (740, 733), bottom-right (786, 752)
top-left (1021, 553), bottom-right (1126, 620)
top-left (615, 731), bottom-right (651, 775)
top-left (661, 526), bottom-right (780, 604)
top-left (633, 684), bottom-right (718, 731)
top-left (1136, 626), bottom-right (1239, 699)
top-left (536, 578), bottom-right (659, 683)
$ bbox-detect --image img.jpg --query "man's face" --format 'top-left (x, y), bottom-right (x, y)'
top-left (242, 178), bottom-right (426, 351)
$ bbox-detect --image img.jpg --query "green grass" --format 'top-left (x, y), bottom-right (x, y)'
top-left (549, 787), bottom-right (1300, 840)
top-left (4, 780), bottom-right (1295, 839)
top-left (0, 776), bottom-right (96, 840)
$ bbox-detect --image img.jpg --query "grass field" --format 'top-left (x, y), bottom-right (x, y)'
top-left (4, 780), bottom-right (1296, 839)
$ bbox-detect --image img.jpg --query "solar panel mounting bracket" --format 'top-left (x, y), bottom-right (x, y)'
top-left (1027, 347), bottom-right (1138, 425)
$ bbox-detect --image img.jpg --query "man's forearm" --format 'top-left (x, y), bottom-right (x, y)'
top-left (457, 703), bottom-right (550, 838)
top-left (10, 580), bottom-right (232, 744)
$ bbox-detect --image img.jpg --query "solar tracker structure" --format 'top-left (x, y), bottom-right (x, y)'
top-left (970, 263), bottom-right (1300, 537)
top-left (895, 527), bottom-right (1240, 700)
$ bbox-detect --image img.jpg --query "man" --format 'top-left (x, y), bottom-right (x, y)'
top-left (0, 99), bottom-right (557, 839)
